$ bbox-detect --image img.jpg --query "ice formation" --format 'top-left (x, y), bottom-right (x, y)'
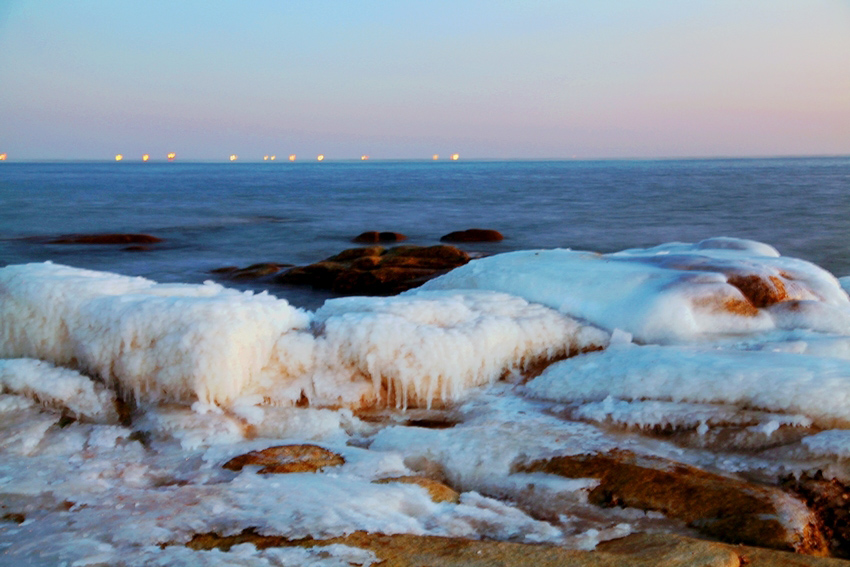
top-left (307, 291), bottom-right (608, 408)
top-left (3, 239), bottom-right (850, 565)
top-left (0, 262), bottom-right (312, 405)
top-left (526, 344), bottom-right (850, 427)
top-left (0, 262), bottom-right (604, 410)
top-left (0, 358), bottom-right (118, 422)
top-left (420, 237), bottom-right (850, 343)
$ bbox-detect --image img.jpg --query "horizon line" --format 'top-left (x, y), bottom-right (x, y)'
top-left (2, 153), bottom-right (849, 164)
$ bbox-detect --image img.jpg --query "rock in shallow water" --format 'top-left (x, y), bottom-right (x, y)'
top-left (440, 228), bottom-right (504, 242)
top-left (47, 233), bottom-right (163, 244)
top-left (353, 231), bottom-right (408, 243)
top-left (276, 244), bottom-right (470, 295)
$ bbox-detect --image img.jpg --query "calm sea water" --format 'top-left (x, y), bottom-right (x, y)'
top-left (1, 158), bottom-right (849, 308)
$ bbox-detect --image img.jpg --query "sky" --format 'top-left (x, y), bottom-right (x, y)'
top-left (0, 0), bottom-right (849, 161)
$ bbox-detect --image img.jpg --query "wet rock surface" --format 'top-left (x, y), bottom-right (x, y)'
top-left (782, 472), bottom-right (850, 559)
top-left (222, 444), bottom-right (345, 474)
top-left (185, 530), bottom-right (849, 566)
top-left (275, 244), bottom-right (470, 295)
top-left (516, 450), bottom-right (829, 555)
top-left (440, 228), bottom-right (504, 242)
top-left (214, 262), bottom-right (293, 280)
top-left (727, 273), bottom-right (789, 308)
top-left (373, 476), bottom-right (461, 503)
top-left (353, 231), bottom-right (408, 243)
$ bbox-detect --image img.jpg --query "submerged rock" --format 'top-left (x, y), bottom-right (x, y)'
top-left (47, 233), bottom-right (163, 244)
top-left (353, 231), bottom-right (407, 243)
top-left (222, 444), bottom-right (345, 474)
top-left (210, 262), bottom-right (293, 280)
top-left (440, 228), bottom-right (504, 242)
top-left (516, 449), bottom-right (829, 555)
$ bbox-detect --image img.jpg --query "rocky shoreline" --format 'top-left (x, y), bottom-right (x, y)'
top-left (3, 233), bottom-right (850, 564)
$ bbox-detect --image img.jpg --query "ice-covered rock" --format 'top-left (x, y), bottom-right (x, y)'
top-left (0, 262), bottom-right (312, 405)
top-left (0, 358), bottom-right (119, 422)
top-left (419, 237), bottom-right (850, 343)
top-left (308, 291), bottom-right (608, 409)
top-left (526, 344), bottom-right (850, 428)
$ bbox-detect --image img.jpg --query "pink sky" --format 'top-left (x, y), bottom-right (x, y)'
top-left (0, 1), bottom-right (848, 160)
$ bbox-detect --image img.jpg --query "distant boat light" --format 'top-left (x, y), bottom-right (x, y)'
top-left (263, 155), bottom-right (269, 161)
top-left (289, 154), bottom-right (296, 162)
top-left (230, 154), bottom-right (238, 162)
top-left (451, 153), bottom-right (459, 161)
top-left (0, 153), bottom-right (8, 161)
top-left (432, 154), bottom-right (439, 160)
top-left (270, 155), bottom-right (276, 161)
top-left (167, 152), bottom-right (176, 161)
top-left (317, 154), bottom-right (325, 161)
top-left (142, 154), bottom-right (150, 162)
top-left (361, 155), bottom-right (369, 161)
top-left (115, 154), bottom-right (124, 161)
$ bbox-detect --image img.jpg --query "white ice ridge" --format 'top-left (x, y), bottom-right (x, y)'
top-left (525, 344), bottom-right (850, 428)
top-left (0, 262), bottom-right (312, 405)
top-left (0, 358), bottom-right (118, 422)
top-left (306, 291), bottom-right (609, 409)
top-left (419, 237), bottom-right (850, 343)
top-left (0, 263), bottom-right (605, 410)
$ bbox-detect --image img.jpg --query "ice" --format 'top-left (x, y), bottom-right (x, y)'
top-left (0, 264), bottom-right (606, 411)
top-left (571, 396), bottom-right (812, 432)
top-left (526, 344), bottom-right (850, 427)
top-left (420, 237), bottom-right (850, 343)
top-left (0, 262), bottom-right (312, 406)
top-left (801, 429), bottom-right (850, 458)
top-left (0, 358), bottom-right (118, 422)
top-left (3, 240), bottom-right (850, 564)
top-left (309, 291), bottom-right (608, 409)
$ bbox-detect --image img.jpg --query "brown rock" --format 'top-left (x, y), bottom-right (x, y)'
top-left (384, 245), bottom-right (470, 264)
top-left (782, 472), bottom-right (850, 559)
top-left (185, 530), bottom-right (849, 566)
top-left (48, 233), bottom-right (163, 244)
top-left (353, 231), bottom-right (407, 243)
top-left (210, 266), bottom-right (239, 274)
top-left (276, 245), bottom-right (470, 295)
top-left (350, 255), bottom-right (384, 270)
top-left (380, 255), bottom-right (468, 270)
top-left (276, 261), bottom-right (348, 288)
top-left (230, 262), bottom-right (285, 280)
top-left (373, 476), bottom-right (460, 503)
top-left (326, 246), bottom-right (385, 262)
top-left (222, 444), bottom-right (345, 474)
top-left (693, 294), bottom-right (761, 317)
top-left (332, 266), bottom-right (436, 295)
top-left (516, 450), bottom-right (828, 555)
top-left (440, 228), bottom-right (504, 242)
top-left (727, 274), bottom-right (788, 308)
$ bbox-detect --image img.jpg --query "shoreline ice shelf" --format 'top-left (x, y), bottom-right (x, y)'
top-left (2, 237), bottom-right (850, 565)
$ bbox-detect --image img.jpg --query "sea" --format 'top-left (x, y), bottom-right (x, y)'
top-left (1, 157), bottom-right (849, 308)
